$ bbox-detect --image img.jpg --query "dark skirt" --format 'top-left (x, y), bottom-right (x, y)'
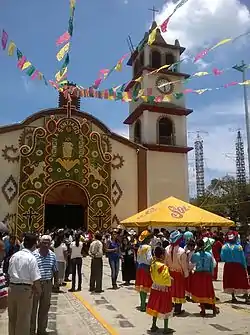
top-left (122, 256), bottom-right (136, 282)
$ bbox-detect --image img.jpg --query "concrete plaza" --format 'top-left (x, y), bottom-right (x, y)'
top-left (0, 259), bottom-right (250, 334)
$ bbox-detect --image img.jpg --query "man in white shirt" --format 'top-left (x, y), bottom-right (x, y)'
top-left (89, 232), bottom-right (104, 293)
top-left (8, 233), bottom-right (41, 335)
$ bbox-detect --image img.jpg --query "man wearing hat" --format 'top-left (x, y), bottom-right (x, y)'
top-left (221, 230), bottom-right (250, 304)
top-left (135, 230), bottom-right (153, 312)
top-left (165, 230), bottom-right (189, 315)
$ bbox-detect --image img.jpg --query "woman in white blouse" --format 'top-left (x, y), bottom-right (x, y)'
top-left (53, 235), bottom-right (68, 286)
top-left (69, 233), bottom-right (84, 292)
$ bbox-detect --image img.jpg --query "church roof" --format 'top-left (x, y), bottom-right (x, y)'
top-left (127, 21), bottom-right (185, 66)
top-left (0, 107), bottom-right (145, 151)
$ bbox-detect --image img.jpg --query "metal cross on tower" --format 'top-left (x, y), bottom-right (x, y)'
top-left (22, 207), bottom-right (39, 231)
top-left (148, 6), bottom-right (159, 21)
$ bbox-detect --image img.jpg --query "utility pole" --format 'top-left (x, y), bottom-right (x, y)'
top-left (233, 60), bottom-right (250, 179)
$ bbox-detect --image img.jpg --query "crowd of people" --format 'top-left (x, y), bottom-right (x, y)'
top-left (0, 225), bottom-right (249, 334)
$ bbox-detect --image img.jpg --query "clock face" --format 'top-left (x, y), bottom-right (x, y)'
top-left (156, 77), bottom-right (173, 94)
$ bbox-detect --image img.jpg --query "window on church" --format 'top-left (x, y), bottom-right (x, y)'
top-left (134, 120), bottom-right (142, 144)
top-left (165, 53), bottom-right (176, 70)
top-left (158, 117), bottom-right (175, 145)
top-left (151, 50), bottom-right (161, 68)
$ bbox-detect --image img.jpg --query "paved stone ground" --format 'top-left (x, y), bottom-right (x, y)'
top-left (78, 258), bottom-right (250, 335)
top-left (0, 287), bottom-right (109, 335)
top-left (1, 259), bottom-right (250, 334)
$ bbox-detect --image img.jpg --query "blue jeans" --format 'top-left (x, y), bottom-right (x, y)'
top-left (109, 258), bottom-right (120, 286)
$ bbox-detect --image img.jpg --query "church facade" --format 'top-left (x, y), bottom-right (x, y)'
top-left (0, 23), bottom-right (192, 235)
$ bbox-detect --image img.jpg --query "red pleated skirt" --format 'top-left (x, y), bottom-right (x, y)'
top-left (185, 273), bottom-right (192, 295)
top-left (170, 271), bottom-right (186, 304)
top-left (190, 271), bottom-right (215, 305)
top-left (135, 267), bottom-right (152, 293)
top-left (147, 288), bottom-right (173, 319)
top-left (223, 262), bottom-right (250, 294)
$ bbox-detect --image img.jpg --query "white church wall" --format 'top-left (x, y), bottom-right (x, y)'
top-left (147, 150), bottom-right (189, 205)
top-left (0, 129), bottom-right (22, 230)
top-left (110, 139), bottom-right (138, 226)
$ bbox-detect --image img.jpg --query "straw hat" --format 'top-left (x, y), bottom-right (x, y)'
top-left (139, 230), bottom-right (151, 242)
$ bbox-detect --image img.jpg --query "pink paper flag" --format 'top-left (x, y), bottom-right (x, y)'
top-left (212, 68), bottom-right (223, 76)
top-left (17, 56), bottom-right (27, 69)
top-left (1, 30), bottom-right (8, 50)
top-left (160, 17), bottom-right (170, 33)
top-left (56, 31), bottom-right (70, 46)
top-left (183, 88), bottom-right (194, 94)
top-left (99, 69), bottom-right (110, 79)
top-left (224, 81), bottom-right (238, 88)
top-left (193, 48), bottom-right (210, 63)
top-left (93, 78), bottom-right (102, 89)
top-left (155, 96), bottom-right (163, 103)
top-left (31, 70), bottom-right (39, 80)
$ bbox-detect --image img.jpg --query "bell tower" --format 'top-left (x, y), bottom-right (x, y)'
top-left (124, 22), bottom-right (193, 203)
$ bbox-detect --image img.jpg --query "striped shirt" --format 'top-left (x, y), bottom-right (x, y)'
top-left (33, 249), bottom-right (58, 280)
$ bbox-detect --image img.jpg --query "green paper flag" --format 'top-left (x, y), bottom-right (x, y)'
top-left (60, 54), bottom-right (70, 75)
top-left (68, 17), bottom-right (74, 36)
top-left (16, 48), bottom-right (23, 60)
top-left (115, 92), bottom-right (123, 101)
top-left (174, 92), bottom-right (184, 100)
top-left (148, 96), bottom-right (155, 104)
top-left (26, 65), bottom-right (36, 76)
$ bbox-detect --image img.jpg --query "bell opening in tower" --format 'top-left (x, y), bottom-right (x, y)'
top-left (44, 203), bottom-right (85, 232)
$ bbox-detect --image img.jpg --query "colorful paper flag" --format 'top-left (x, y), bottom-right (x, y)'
top-left (16, 49), bottom-right (23, 60)
top-left (160, 18), bottom-right (170, 33)
top-left (193, 71), bottom-right (209, 77)
top-left (31, 70), bottom-right (40, 80)
top-left (56, 67), bottom-right (68, 82)
top-left (1, 30), bottom-right (8, 50)
top-left (56, 31), bottom-right (70, 46)
top-left (7, 41), bottom-right (16, 56)
top-left (148, 27), bottom-right (157, 46)
top-left (210, 38), bottom-right (232, 50)
top-left (26, 65), bottom-right (36, 76)
top-left (193, 48), bottom-right (210, 63)
top-left (56, 43), bottom-right (70, 61)
top-left (22, 61), bottom-right (32, 70)
top-left (212, 68), bottom-right (223, 76)
top-left (17, 56), bottom-right (27, 70)
top-left (68, 17), bottom-right (74, 36)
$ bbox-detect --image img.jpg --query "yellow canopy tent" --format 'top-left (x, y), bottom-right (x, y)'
top-left (121, 196), bottom-right (234, 228)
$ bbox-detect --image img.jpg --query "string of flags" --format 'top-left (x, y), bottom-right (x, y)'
top-left (55, 0), bottom-right (76, 83)
top-left (1, 29), bottom-right (48, 85)
top-left (59, 78), bottom-right (250, 105)
top-left (92, 53), bottom-right (129, 89)
top-left (148, 0), bottom-right (189, 45)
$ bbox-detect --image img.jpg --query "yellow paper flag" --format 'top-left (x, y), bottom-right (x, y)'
top-left (55, 67), bottom-right (68, 82)
top-left (162, 95), bottom-right (171, 102)
top-left (239, 80), bottom-right (250, 85)
top-left (115, 62), bottom-right (122, 72)
top-left (134, 76), bottom-right (142, 83)
top-left (157, 64), bottom-right (171, 72)
top-left (193, 71), bottom-right (209, 77)
top-left (148, 27), bottom-right (157, 46)
top-left (22, 61), bottom-right (32, 70)
top-left (210, 38), bottom-right (232, 50)
top-left (7, 41), bottom-right (16, 56)
top-left (56, 43), bottom-right (70, 61)
top-left (70, 0), bottom-right (76, 8)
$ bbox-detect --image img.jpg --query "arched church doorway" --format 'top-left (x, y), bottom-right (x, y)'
top-left (44, 181), bottom-right (89, 232)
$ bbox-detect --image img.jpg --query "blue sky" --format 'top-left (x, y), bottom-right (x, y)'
top-left (1, 0), bottom-right (250, 195)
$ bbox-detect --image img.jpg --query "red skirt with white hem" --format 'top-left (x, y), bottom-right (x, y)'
top-left (147, 286), bottom-right (172, 319)
top-left (223, 262), bottom-right (250, 295)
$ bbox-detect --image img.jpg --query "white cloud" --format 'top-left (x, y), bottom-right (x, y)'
top-left (156, 0), bottom-right (250, 51)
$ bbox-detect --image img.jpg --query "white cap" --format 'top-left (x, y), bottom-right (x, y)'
top-left (41, 235), bottom-right (52, 242)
